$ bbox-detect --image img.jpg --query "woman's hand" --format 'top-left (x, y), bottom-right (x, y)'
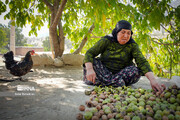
top-left (85, 62), bottom-right (96, 84)
top-left (145, 72), bottom-right (165, 93)
top-left (150, 79), bottom-right (164, 93)
top-left (86, 68), bottom-right (96, 84)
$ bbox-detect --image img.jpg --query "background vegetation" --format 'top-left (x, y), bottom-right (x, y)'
top-left (42, 36), bottom-right (51, 51)
top-left (0, 22), bottom-right (31, 53)
top-left (0, 0), bottom-right (179, 78)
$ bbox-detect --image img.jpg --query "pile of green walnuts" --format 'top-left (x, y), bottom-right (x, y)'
top-left (77, 85), bottom-right (180, 120)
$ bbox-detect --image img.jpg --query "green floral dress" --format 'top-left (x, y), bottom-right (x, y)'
top-left (83, 37), bottom-right (152, 76)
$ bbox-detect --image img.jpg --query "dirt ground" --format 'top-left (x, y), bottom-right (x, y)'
top-left (0, 55), bottom-right (175, 120)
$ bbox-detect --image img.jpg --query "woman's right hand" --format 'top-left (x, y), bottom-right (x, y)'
top-left (86, 68), bottom-right (96, 84)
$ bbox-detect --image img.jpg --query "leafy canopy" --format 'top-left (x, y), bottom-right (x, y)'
top-left (0, 0), bottom-right (179, 78)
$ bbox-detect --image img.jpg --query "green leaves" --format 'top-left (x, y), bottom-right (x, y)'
top-left (0, 27), bottom-right (8, 48)
top-left (175, 5), bottom-right (180, 21)
top-left (0, 0), bottom-right (179, 78)
top-left (0, 1), bottom-right (6, 15)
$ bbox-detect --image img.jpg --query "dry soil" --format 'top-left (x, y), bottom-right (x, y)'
top-left (0, 55), bottom-right (174, 120)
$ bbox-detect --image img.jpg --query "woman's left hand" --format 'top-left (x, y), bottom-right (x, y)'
top-left (150, 80), bottom-right (164, 93)
top-left (145, 72), bottom-right (165, 93)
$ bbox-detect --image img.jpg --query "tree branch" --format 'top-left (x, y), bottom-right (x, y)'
top-left (169, 21), bottom-right (176, 31)
top-left (54, 0), bottom-right (61, 11)
top-left (167, 4), bottom-right (176, 9)
top-left (73, 24), bottom-right (95, 54)
top-left (99, 27), bottom-right (109, 35)
top-left (43, 0), bottom-right (53, 11)
top-left (28, 0), bottom-right (36, 10)
top-left (51, 0), bottom-right (67, 28)
top-left (58, 20), bottom-right (65, 56)
top-left (91, 35), bottom-right (102, 38)
top-left (165, 45), bottom-right (172, 79)
top-left (151, 38), bottom-right (180, 46)
top-left (90, 32), bottom-right (102, 38)
top-left (160, 24), bottom-right (171, 34)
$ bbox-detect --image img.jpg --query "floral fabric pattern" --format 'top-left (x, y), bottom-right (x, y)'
top-left (83, 58), bottom-right (141, 87)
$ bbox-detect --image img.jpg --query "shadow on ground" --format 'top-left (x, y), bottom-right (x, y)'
top-left (0, 65), bottom-right (91, 120)
top-left (0, 57), bottom-right (175, 120)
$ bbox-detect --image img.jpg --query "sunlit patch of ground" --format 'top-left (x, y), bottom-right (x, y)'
top-left (0, 55), bottom-right (174, 120)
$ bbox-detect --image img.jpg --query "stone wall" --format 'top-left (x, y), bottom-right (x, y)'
top-left (16, 46), bottom-right (44, 56)
top-left (31, 54), bottom-right (84, 67)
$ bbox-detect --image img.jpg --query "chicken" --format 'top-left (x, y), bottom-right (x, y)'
top-left (3, 50), bottom-right (35, 81)
top-left (3, 51), bottom-right (18, 70)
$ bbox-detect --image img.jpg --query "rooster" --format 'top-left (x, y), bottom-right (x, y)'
top-left (2, 50), bottom-right (35, 81)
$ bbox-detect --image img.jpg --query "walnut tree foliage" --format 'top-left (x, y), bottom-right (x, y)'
top-left (0, 0), bottom-right (179, 78)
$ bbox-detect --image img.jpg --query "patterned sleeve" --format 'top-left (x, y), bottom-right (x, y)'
top-left (131, 43), bottom-right (152, 75)
top-left (83, 37), bottom-right (110, 64)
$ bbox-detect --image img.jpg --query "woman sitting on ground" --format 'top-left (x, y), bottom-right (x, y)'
top-left (83, 20), bottom-right (164, 93)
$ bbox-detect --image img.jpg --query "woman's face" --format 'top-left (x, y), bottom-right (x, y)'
top-left (117, 29), bottom-right (131, 45)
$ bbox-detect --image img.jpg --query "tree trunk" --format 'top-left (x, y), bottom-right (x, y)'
top-left (49, 21), bottom-right (64, 58)
top-left (73, 24), bottom-right (95, 54)
top-left (10, 20), bottom-right (15, 55)
top-left (49, 27), bottom-right (60, 58)
top-left (43, 0), bottom-right (67, 58)
top-left (58, 20), bottom-right (64, 57)
top-left (49, 30), bottom-right (55, 58)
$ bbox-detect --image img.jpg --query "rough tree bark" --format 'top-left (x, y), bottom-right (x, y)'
top-left (73, 24), bottom-right (95, 54)
top-left (58, 20), bottom-right (64, 57)
top-left (43, 0), bottom-right (67, 58)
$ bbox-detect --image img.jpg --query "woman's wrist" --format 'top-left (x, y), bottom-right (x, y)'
top-left (145, 72), bottom-right (156, 82)
top-left (86, 67), bottom-right (93, 70)
top-left (85, 62), bottom-right (93, 70)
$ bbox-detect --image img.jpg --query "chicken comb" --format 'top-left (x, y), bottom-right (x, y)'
top-left (31, 50), bottom-right (35, 53)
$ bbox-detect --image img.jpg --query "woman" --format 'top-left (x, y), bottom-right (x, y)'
top-left (83, 20), bottom-right (164, 93)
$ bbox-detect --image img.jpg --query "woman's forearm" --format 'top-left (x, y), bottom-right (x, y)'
top-left (145, 71), bottom-right (164, 93)
top-left (85, 62), bottom-right (96, 83)
top-left (145, 72), bottom-right (156, 82)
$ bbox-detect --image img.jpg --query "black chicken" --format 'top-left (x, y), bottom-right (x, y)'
top-left (2, 50), bottom-right (35, 81)
top-left (3, 51), bottom-right (18, 70)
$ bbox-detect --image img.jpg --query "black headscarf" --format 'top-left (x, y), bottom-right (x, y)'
top-left (105, 20), bottom-right (135, 44)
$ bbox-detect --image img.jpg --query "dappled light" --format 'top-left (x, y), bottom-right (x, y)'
top-left (35, 78), bottom-right (89, 92)
top-left (34, 68), bottom-right (66, 75)
top-left (0, 0), bottom-right (179, 119)
top-left (0, 53), bottom-right (177, 120)
top-left (0, 59), bottom-right (92, 120)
